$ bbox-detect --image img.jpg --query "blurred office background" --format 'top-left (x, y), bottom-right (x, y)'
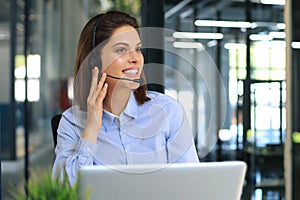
top-left (1, 0), bottom-right (300, 199)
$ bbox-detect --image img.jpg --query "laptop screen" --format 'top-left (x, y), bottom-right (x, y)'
top-left (78, 161), bottom-right (247, 200)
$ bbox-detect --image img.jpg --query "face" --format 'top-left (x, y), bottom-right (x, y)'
top-left (101, 25), bottom-right (144, 89)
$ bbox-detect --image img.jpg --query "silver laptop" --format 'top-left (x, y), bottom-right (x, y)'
top-left (78, 161), bottom-right (247, 200)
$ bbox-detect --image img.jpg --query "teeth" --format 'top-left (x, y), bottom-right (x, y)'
top-left (123, 69), bottom-right (138, 74)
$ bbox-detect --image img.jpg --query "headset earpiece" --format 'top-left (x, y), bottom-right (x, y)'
top-left (88, 49), bottom-right (101, 70)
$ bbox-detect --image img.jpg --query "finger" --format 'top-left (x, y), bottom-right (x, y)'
top-left (89, 67), bottom-right (99, 95)
top-left (98, 72), bottom-right (107, 88)
top-left (96, 83), bottom-right (108, 103)
top-left (94, 73), bottom-right (107, 96)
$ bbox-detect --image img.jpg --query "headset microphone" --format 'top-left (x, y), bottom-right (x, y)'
top-left (107, 74), bottom-right (143, 84)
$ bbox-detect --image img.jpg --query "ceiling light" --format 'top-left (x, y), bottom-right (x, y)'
top-left (249, 34), bottom-right (273, 41)
top-left (224, 43), bottom-right (247, 50)
top-left (291, 42), bottom-right (300, 49)
top-left (173, 32), bottom-right (223, 40)
top-left (269, 31), bottom-right (286, 39)
top-left (173, 41), bottom-right (204, 49)
top-left (261, 0), bottom-right (285, 5)
top-left (206, 40), bottom-right (218, 47)
top-left (252, 22), bottom-right (285, 29)
top-left (194, 20), bottom-right (252, 28)
top-left (276, 23), bottom-right (286, 30)
top-left (194, 20), bottom-right (285, 30)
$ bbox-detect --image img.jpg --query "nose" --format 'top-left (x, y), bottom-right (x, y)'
top-left (128, 49), bottom-right (140, 63)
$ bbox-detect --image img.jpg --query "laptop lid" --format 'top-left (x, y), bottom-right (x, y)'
top-left (78, 161), bottom-right (247, 200)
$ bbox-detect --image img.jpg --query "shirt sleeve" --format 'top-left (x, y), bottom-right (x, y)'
top-left (166, 100), bottom-right (200, 163)
top-left (52, 114), bottom-right (98, 186)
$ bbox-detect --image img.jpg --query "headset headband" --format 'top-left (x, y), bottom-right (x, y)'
top-left (92, 15), bottom-right (104, 49)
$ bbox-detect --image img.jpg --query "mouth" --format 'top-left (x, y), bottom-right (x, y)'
top-left (122, 68), bottom-right (139, 76)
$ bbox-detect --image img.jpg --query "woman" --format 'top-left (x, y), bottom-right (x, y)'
top-left (52, 10), bottom-right (199, 186)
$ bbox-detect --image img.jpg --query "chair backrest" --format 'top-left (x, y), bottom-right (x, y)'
top-left (51, 113), bottom-right (62, 147)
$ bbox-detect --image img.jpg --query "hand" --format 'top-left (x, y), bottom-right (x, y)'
top-left (82, 67), bottom-right (108, 143)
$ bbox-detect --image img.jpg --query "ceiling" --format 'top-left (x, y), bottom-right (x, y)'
top-left (165, 0), bottom-right (284, 22)
top-left (0, 0), bottom-right (285, 43)
top-left (164, 0), bottom-right (285, 43)
top-left (0, 0), bottom-right (285, 24)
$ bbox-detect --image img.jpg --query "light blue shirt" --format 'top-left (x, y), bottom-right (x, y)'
top-left (52, 91), bottom-right (199, 185)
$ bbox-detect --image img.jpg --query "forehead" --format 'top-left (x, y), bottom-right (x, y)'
top-left (108, 25), bottom-right (140, 44)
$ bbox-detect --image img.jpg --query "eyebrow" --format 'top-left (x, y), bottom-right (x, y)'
top-left (112, 41), bottom-right (142, 48)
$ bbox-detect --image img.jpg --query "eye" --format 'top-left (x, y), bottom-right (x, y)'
top-left (116, 47), bottom-right (127, 54)
top-left (136, 47), bottom-right (142, 52)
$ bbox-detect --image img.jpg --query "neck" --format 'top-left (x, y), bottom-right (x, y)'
top-left (103, 87), bottom-right (131, 116)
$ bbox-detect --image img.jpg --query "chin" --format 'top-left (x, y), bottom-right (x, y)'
top-left (127, 81), bottom-right (140, 90)
top-left (113, 80), bottom-right (140, 90)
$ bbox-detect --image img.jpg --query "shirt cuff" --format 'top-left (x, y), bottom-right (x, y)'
top-left (76, 137), bottom-right (99, 157)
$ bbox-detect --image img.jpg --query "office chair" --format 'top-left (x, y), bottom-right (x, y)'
top-left (51, 113), bottom-right (62, 147)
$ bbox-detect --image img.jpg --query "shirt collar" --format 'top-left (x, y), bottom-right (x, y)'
top-left (103, 91), bottom-right (138, 123)
top-left (123, 91), bottom-right (139, 119)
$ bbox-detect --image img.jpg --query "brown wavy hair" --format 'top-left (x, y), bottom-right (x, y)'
top-left (73, 10), bottom-right (150, 111)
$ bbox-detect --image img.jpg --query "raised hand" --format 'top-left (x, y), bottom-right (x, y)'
top-left (82, 67), bottom-right (108, 143)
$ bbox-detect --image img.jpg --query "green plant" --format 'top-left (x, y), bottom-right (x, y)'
top-left (10, 167), bottom-right (90, 200)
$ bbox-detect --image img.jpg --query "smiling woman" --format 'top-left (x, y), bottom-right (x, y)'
top-left (52, 10), bottom-right (199, 186)
top-left (101, 25), bottom-right (144, 96)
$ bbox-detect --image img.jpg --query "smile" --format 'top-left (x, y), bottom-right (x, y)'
top-left (123, 69), bottom-right (139, 75)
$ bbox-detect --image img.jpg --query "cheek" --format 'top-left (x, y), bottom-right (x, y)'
top-left (102, 56), bottom-right (125, 72)
top-left (109, 57), bottom-right (124, 69)
top-left (140, 55), bottom-right (144, 65)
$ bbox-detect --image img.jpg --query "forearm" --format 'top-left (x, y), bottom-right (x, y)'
top-left (52, 138), bottom-right (97, 185)
top-left (82, 127), bottom-right (100, 144)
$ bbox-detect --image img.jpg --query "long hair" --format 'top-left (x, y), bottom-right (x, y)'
top-left (73, 10), bottom-right (150, 111)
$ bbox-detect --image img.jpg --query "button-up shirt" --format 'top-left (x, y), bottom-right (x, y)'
top-left (52, 91), bottom-right (199, 185)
